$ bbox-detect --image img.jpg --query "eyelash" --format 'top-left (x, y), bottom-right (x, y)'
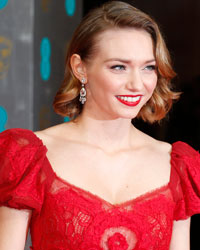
top-left (110, 64), bottom-right (157, 72)
top-left (144, 65), bottom-right (157, 71)
top-left (110, 65), bottom-right (126, 71)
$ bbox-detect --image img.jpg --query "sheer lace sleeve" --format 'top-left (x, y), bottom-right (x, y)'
top-left (0, 128), bottom-right (47, 213)
top-left (170, 141), bottom-right (200, 220)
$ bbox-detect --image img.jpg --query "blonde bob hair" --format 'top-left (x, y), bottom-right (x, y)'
top-left (53, 1), bottom-right (180, 123)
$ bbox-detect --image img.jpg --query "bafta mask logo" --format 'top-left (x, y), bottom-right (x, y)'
top-left (41, 0), bottom-right (51, 12)
top-left (0, 36), bottom-right (12, 80)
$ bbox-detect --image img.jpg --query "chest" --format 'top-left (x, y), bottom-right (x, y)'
top-left (46, 143), bottom-right (171, 205)
top-left (34, 174), bottom-right (175, 250)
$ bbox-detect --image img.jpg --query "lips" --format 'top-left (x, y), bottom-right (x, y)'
top-left (116, 95), bottom-right (142, 106)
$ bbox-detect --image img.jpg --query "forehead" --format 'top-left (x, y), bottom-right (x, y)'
top-left (94, 28), bottom-right (154, 60)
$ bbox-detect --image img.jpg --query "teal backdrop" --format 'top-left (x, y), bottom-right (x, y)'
top-left (0, 1), bottom-right (82, 248)
top-left (0, 0), bottom-right (82, 134)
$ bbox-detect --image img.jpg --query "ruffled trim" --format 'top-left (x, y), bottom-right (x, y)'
top-left (0, 128), bottom-right (47, 213)
top-left (170, 141), bottom-right (200, 220)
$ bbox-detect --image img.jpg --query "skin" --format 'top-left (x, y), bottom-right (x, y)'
top-left (80, 28), bottom-right (157, 121)
top-left (0, 28), bottom-right (190, 250)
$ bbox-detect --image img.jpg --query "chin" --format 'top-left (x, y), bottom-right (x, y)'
top-left (115, 112), bottom-right (140, 120)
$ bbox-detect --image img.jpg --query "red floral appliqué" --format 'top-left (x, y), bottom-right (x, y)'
top-left (108, 232), bottom-right (129, 250)
top-left (1, 129), bottom-right (200, 250)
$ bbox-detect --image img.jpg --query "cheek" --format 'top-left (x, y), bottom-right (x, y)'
top-left (87, 74), bottom-right (110, 100)
top-left (145, 74), bottom-right (158, 94)
top-left (89, 73), bottom-right (120, 95)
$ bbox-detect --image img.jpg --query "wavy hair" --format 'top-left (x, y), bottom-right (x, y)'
top-left (53, 1), bottom-right (180, 123)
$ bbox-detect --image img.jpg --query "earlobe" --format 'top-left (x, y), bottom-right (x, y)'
top-left (70, 54), bottom-right (87, 82)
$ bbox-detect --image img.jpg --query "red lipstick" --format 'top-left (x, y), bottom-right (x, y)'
top-left (116, 95), bottom-right (142, 107)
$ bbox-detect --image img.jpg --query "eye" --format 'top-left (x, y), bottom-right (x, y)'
top-left (110, 65), bottom-right (126, 71)
top-left (143, 65), bottom-right (157, 71)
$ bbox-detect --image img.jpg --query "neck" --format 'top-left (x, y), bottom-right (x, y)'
top-left (73, 112), bottom-right (138, 153)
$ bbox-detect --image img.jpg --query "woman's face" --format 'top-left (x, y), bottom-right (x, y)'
top-left (83, 28), bottom-right (157, 120)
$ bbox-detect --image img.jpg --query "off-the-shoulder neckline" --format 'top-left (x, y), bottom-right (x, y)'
top-left (3, 128), bottom-right (182, 207)
top-left (19, 128), bottom-right (178, 207)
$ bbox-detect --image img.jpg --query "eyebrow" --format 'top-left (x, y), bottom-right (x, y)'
top-left (104, 58), bottom-right (156, 64)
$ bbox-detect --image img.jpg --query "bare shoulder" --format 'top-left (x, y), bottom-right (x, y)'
top-left (150, 137), bottom-right (171, 155)
top-left (34, 122), bottom-right (76, 147)
top-left (133, 129), bottom-right (172, 185)
top-left (135, 128), bottom-right (172, 156)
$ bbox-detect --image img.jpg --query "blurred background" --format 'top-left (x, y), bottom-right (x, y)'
top-left (0, 0), bottom-right (199, 249)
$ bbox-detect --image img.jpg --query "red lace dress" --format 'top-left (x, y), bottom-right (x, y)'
top-left (0, 128), bottom-right (200, 250)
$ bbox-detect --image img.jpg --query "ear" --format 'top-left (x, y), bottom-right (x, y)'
top-left (70, 54), bottom-right (87, 83)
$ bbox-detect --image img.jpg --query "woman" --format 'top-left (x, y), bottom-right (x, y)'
top-left (0, 1), bottom-right (199, 250)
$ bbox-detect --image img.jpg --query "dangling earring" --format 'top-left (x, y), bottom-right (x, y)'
top-left (79, 78), bottom-right (87, 104)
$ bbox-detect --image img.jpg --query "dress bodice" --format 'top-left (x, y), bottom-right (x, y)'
top-left (0, 128), bottom-right (200, 250)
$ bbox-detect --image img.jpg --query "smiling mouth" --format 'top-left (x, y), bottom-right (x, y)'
top-left (116, 95), bottom-right (142, 106)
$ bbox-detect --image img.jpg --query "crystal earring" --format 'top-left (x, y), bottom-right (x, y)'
top-left (79, 78), bottom-right (86, 104)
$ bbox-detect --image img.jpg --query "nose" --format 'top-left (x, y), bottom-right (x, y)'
top-left (126, 69), bottom-right (143, 92)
